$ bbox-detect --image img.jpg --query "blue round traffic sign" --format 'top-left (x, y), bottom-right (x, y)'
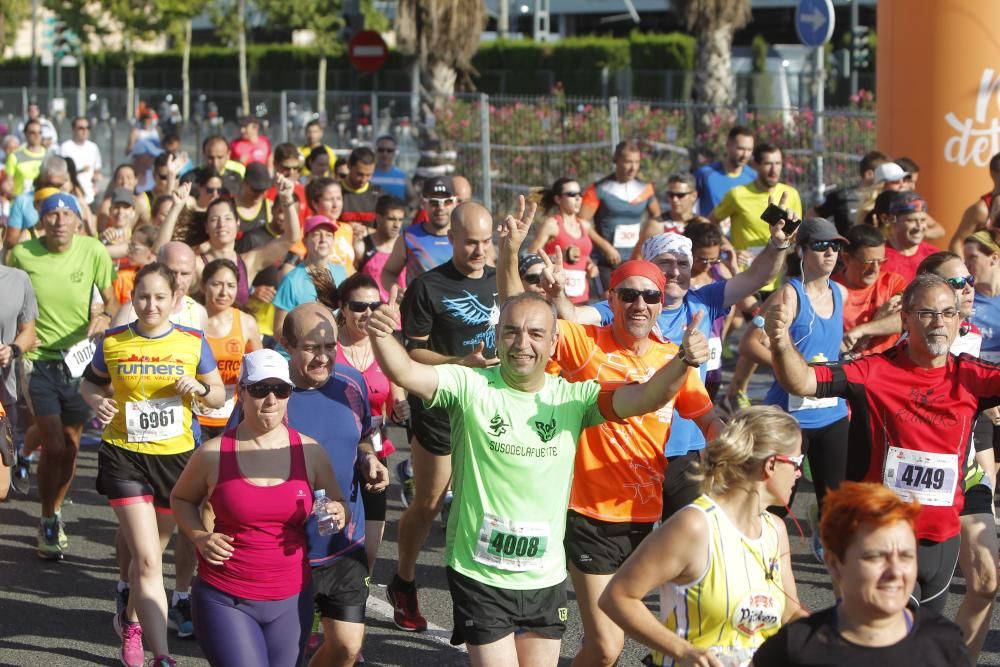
top-left (796, 0), bottom-right (835, 47)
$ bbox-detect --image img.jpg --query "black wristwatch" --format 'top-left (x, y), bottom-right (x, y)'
top-left (9, 343), bottom-right (21, 359)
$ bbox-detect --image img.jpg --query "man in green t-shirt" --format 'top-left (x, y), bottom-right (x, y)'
top-left (368, 280), bottom-right (709, 666)
top-left (9, 192), bottom-right (118, 560)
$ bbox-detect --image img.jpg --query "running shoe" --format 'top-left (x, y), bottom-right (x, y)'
top-left (167, 597), bottom-right (194, 638)
top-left (37, 519), bottom-right (63, 560)
top-left (56, 518), bottom-right (68, 549)
top-left (386, 578), bottom-right (427, 632)
top-left (147, 657), bottom-right (176, 667)
top-left (9, 452), bottom-right (30, 496)
top-left (117, 613), bottom-right (145, 667)
top-left (115, 586), bottom-right (130, 618)
top-left (396, 459), bottom-right (415, 509)
top-left (440, 490), bottom-right (453, 526)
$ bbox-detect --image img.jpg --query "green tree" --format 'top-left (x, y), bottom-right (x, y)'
top-left (206, 0), bottom-right (250, 116)
top-left (45, 0), bottom-right (107, 113)
top-left (672, 0), bottom-right (752, 132)
top-left (103, 0), bottom-right (168, 119)
top-left (395, 0), bottom-right (486, 97)
top-left (0, 1), bottom-right (33, 58)
top-left (257, 0), bottom-right (344, 114)
top-left (157, 0), bottom-right (199, 124)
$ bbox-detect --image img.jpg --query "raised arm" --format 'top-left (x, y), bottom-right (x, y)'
top-left (765, 287), bottom-right (818, 396)
top-left (495, 194), bottom-right (538, 303)
top-left (153, 181), bottom-right (192, 253)
top-left (368, 285), bottom-right (440, 402)
top-left (611, 311), bottom-right (709, 419)
top-left (950, 198), bottom-right (990, 254)
top-left (724, 192), bottom-right (799, 307)
top-left (245, 175), bottom-right (302, 275)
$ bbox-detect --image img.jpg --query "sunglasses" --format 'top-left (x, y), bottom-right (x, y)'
top-left (944, 275), bottom-right (975, 290)
top-left (666, 190), bottom-right (693, 199)
top-left (696, 257), bottom-right (722, 265)
top-left (427, 197), bottom-right (456, 207)
top-left (244, 382), bottom-right (292, 399)
top-left (615, 287), bottom-right (662, 305)
top-left (204, 187), bottom-right (222, 194)
top-left (75, 125), bottom-right (90, 130)
top-left (807, 240), bottom-right (844, 253)
top-left (774, 454), bottom-right (805, 471)
top-left (523, 272), bottom-right (543, 285)
top-left (560, 191), bottom-right (582, 198)
top-left (377, 147), bottom-right (396, 153)
top-left (347, 300), bottom-right (382, 312)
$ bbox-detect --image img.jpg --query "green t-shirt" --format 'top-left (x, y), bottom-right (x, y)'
top-left (10, 236), bottom-right (114, 360)
top-left (428, 364), bottom-right (605, 590)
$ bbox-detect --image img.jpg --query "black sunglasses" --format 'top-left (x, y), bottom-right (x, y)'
top-left (666, 190), bottom-right (693, 199)
top-left (347, 300), bottom-right (382, 313)
top-left (204, 187), bottom-right (222, 194)
top-left (560, 191), bottom-right (582, 198)
top-left (944, 275), bottom-right (975, 290)
top-left (615, 287), bottom-right (662, 304)
top-left (807, 240), bottom-right (844, 253)
top-left (523, 272), bottom-right (543, 285)
top-left (244, 382), bottom-right (292, 399)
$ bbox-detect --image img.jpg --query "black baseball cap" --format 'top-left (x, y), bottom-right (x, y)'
top-left (245, 163), bottom-right (273, 191)
top-left (422, 176), bottom-right (454, 198)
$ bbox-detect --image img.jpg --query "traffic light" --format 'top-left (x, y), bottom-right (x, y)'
top-left (43, 16), bottom-right (80, 60)
top-left (851, 26), bottom-right (871, 70)
top-left (829, 48), bottom-right (851, 79)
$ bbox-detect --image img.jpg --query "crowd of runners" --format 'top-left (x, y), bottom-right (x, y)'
top-left (0, 101), bottom-right (999, 667)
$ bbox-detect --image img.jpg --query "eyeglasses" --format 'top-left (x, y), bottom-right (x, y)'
top-left (666, 190), bottom-right (694, 199)
top-left (807, 240), bottom-right (844, 253)
top-left (243, 382), bottom-right (292, 399)
top-left (560, 191), bottom-right (582, 198)
top-left (907, 309), bottom-right (959, 323)
top-left (774, 454), bottom-right (805, 471)
top-left (523, 272), bottom-right (543, 285)
top-left (347, 300), bottom-right (382, 313)
top-left (944, 275), bottom-right (975, 290)
top-left (695, 257), bottom-right (722, 265)
top-left (427, 197), bottom-right (456, 207)
top-left (376, 147), bottom-right (396, 153)
top-left (615, 287), bottom-right (662, 304)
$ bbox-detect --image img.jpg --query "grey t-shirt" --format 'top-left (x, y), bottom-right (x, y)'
top-left (0, 266), bottom-right (38, 408)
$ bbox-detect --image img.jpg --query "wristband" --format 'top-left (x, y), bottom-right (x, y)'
top-left (770, 239), bottom-right (792, 251)
top-left (198, 380), bottom-right (210, 397)
top-left (9, 343), bottom-right (21, 359)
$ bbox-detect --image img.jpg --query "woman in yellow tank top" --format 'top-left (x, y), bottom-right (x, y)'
top-left (599, 406), bottom-right (808, 667)
top-left (194, 258), bottom-right (262, 440)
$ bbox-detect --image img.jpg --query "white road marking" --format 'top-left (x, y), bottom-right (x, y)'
top-left (366, 584), bottom-right (467, 654)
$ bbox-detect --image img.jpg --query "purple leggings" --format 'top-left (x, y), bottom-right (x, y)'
top-left (191, 577), bottom-right (313, 667)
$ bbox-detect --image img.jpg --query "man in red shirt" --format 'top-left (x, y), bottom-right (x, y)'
top-left (836, 223), bottom-right (907, 356)
top-left (882, 191), bottom-right (938, 282)
top-left (765, 272), bottom-right (1000, 616)
top-left (230, 116), bottom-right (272, 168)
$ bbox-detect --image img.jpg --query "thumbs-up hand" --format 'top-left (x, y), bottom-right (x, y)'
top-left (764, 287), bottom-right (792, 349)
top-left (368, 284), bottom-right (401, 338)
top-left (681, 310), bottom-right (709, 366)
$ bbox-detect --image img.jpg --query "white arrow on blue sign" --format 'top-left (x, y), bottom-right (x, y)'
top-left (795, 0), bottom-right (835, 47)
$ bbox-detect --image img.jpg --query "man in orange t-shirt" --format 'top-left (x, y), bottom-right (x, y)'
top-left (835, 223), bottom-right (906, 356)
top-left (551, 260), bottom-right (721, 666)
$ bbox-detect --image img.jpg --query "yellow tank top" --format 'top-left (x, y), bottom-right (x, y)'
top-left (652, 495), bottom-right (785, 667)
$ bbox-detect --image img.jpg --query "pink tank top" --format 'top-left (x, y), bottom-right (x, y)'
top-left (544, 214), bottom-right (593, 304)
top-left (335, 347), bottom-right (396, 457)
top-left (198, 427), bottom-right (312, 600)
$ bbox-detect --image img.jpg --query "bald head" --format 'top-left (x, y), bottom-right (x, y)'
top-left (450, 202), bottom-right (492, 238)
top-left (452, 175), bottom-right (473, 203)
top-left (449, 202), bottom-right (493, 275)
top-left (284, 303), bottom-right (338, 388)
top-left (158, 241), bottom-right (197, 294)
top-left (284, 303), bottom-right (338, 349)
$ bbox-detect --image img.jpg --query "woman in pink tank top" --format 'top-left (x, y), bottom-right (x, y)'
top-left (171, 349), bottom-right (348, 667)
top-left (529, 177), bottom-right (597, 304)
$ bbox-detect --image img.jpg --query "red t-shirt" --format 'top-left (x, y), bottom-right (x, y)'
top-left (813, 346), bottom-right (1000, 542)
top-left (230, 136), bottom-right (272, 166)
top-left (882, 242), bottom-right (938, 283)
top-left (833, 270), bottom-right (907, 354)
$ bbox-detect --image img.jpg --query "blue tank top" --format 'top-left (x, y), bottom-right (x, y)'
top-left (765, 278), bottom-right (848, 428)
top-left (972, 290), bottom-right (1000, 363)
top-left (404, 223), bottom-right (453, 281)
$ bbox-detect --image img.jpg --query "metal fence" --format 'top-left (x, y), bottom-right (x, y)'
top-left (0, 86), bottom-right (876, 216)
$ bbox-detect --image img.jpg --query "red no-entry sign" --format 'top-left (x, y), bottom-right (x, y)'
top-left (348, 31), bottom-right (389, 74)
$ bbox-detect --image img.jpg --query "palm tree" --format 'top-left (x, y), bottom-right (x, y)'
top-left (673, 0), bottom-right (752, 132)
top-left (395, 0), bottom-right (486, 98)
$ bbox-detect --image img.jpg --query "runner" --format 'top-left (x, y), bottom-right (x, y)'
top-left (527, 177), bottom-right (596, 305)
top-left (882, 192), bottom-right (938, 282)
top-left (636, 173), bottom-right (708, 248)
top-left (58, 116), bottom-right (103, 205)
top-left (9, 192), bottom-right (118, 560)
top-left (189, 135), bottom-right (244, 196)
top-left (381, 176), bottom-right (458, 289)
top-left (113, 241), bottom-right (209, 329)
top-left (367, 278), bottom-right (710, 667)
top-left (194, 258), bottom-right (263, 441)
top-left (765, 272), bottom-right (1000, 615)
top-left (356, 194), bottom-right (407, 301)
top-left (371, 135), bottom-right (408, 200)
top-left (279, 303), bottom-right (389, 667)
top-left (6, 119), bottom-right (47, 196)
top-left (299, 120), bottom-right (336, 178)
top-left (335, 272), bottom-right (410, 573)
top-left (814, 150), bottom-right (887, 236)
top-left (172, 349), bottom-right (346, 667)
top-left (234, 163), bottom-right (274, 237)
top-left (339, 146), bottom-right (380, 228)
top-left (230, 115), bottom-right (272, 168)
top-left (386, 202), bottom-right (499, 633)
top-left (304, 176), bottom-right (355, 275)
top-left (580, 140), bottom-right (661, 286)
top-left (0, 261), bottom-right (38, 498)
top-left (754, 482), bottom-right (969, 666)
top-left (950, 151), bottom-right (1000, 254)
top-left (694, 125), bottom-right (756, 217)
top-left (4, 154), bottom-right (72, 252)
top-left (600, 406), bottom-right (806, 667)
top-left (81, 262), bottom-right (224, 667)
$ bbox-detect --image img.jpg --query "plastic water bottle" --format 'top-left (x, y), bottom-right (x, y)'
top-left (313, 489), bottom-right (339, 536)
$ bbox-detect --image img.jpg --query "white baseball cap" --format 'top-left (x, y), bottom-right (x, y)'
top-left (874, 162), bottom-right (908, 184)
top-left (239, 349), bottom-right (294, 386)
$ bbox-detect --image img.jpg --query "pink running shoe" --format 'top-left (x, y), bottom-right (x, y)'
top-left (119, 617), bottom-right (145, 667)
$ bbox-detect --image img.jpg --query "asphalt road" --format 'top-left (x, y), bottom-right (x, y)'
top-left (2, 368), bottom-right (1000, 666)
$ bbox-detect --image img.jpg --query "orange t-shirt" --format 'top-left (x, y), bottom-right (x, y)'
top-left (113, 268), bottom-right (137, 305)
top-left (833, 270), bottom-right (906, 355)
top-left (554, 320), bottom-right (713, 523)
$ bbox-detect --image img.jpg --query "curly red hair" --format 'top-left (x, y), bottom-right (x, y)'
top-left (820, 482), bottom-right (921, 560)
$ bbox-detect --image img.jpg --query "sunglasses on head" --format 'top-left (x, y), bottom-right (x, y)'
top-left (615, 287), bottom-right (662, 304)
top-left (807, 239), bottom-right (844, 252)
top-left (944, 275), bottom-right (975, 289)
top-left (347, 300), bottom-right (382, 313)
top-left (244, 382), bottom-right (292, 399)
